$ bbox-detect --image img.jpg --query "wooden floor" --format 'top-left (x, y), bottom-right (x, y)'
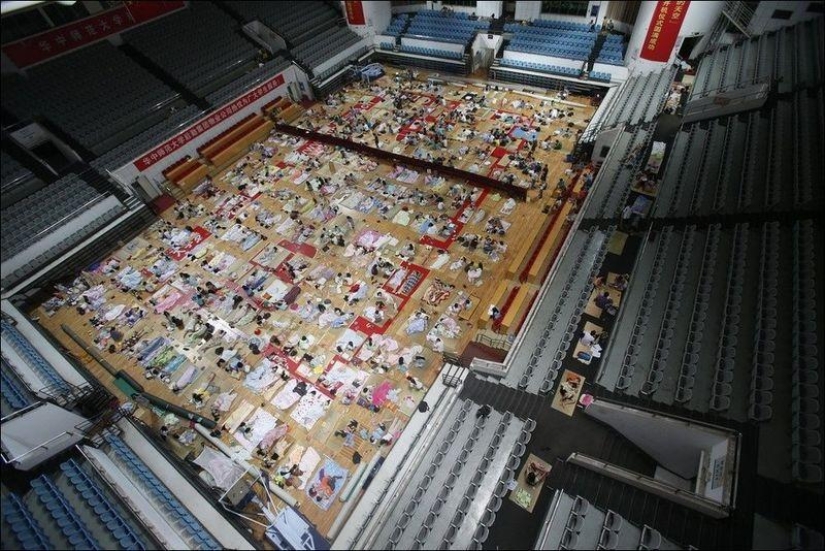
top-left (32, 68), bottom-right (596, 544)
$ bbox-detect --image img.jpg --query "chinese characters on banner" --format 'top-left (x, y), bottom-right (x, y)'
top-left (344, 1), bottom-right (366, 26)
top-left (640, 0), bottom-right (690, 62)
top-left (133, 73), bottom-right (286, 171)
top-left (2, 1), bottom-right (185, 68)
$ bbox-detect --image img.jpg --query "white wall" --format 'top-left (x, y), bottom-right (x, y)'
top-left (748, 1), bottom-right (824, 34)
top-left (430, 1), bottom-right (502, 18)
top-left (584, 399), bottom-right (733, 479)
top-left (111, 65), bottom-right (309, 187)
top-left (515, 0), bottom-right (606, 24)
top-left (402, 36), bottom-right (465, 53)
top-left (343, 1), bottom-right (393, 38)
top-left (503, 50), bottom-right (583, 69)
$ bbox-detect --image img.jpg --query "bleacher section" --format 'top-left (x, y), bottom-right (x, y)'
top-left (653, 90), bottom-right (822, 217)
top-left (405, 10), bottom-right (488, 45)
top-left (91, 105), bottom-right (204, 173)
top-left (384, 13), bottom-right (410, 38)
top-left (1, 319), bottom-right (69, 393)
top-left (599, 68), bottom-right (676, 130)
top-left (1, 493), bottom-right (55, 551)
top-left (205, 56), bottom-right (292, 107)
top-left (597, 220), bottom-right (822, 485)
top-left (399, 44), bottom-right (463, 60)
top-left (229, 0), bottom-right (341, 45)
top-left (292, 26), bottom-right (363, 71)
top-left (99, 433), bottom-right (219, 549)
top-left (583, 126), bottom-right (653, 220)
top-left (498, 59), bottom-right (584, 79)
top-left (123, 2), bottom-right (257, 97)
top-left (0, 457), bottom-right (154, 550)
top-left (691, 16), bottom-right (824, 98)
top-left (503, 228), bottom-right (612, 394)
top-left (504, 19), bottom-right (625, 66)
top-left (1, 42), bottom-right (178, 155)
top-left (0, 174), bottom-right (123, 260)
top-left (536, 490), bottom-right (683, 550)
top-left (0, 358), bottom-right (34, 417)
top-left (370, 397), bottom-right (532, 550)
top-left (505, 22), bottom-right (597, 62)
top-left (0, 151), bottom-right (35, 193)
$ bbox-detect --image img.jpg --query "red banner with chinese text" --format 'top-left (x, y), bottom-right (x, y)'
top-left (2, 1), bottom-right (184, 68)
top-left (132, 73), bottom-right (286, 171)
top-left (344, 1), bottom-right (366, 25)
top-left (640, 0), bottom-right (690, 62)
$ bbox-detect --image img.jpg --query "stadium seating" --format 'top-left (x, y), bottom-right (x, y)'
top-left (229, 0), bottom-right (341, 46)
top-left (1, 319), bottom-right (69, 392)
top-left (205, 56), bottom-right (292, 108)
top-left (399, 45), bottom-right (463, 60)
top-left (0, 358), bottom-right (33, 415)
top-left (372, 398), bottom-right (531, 550)
top-left (0, 151), bottom-right (35, 192)
top-left (0, 174), bottom-right (118, 260)
top-left (384, 14), bottom-right (410, 37)
top-left (123, 2), bottom-right (257, 97)
top-left (692, 16), bottom-right (823, 98)
top-left (91, 105), bottom-right (204, 173)
top-left (600, 68), bottom-right (676, 130)
top-left (504, 19), bottom-right (625, 65)
top-left (292, 26), bottom-right (363, 71)
top-left (1, 42), bottom-right (177, 155)
top-left (103, 433), bottom-right (221, 549)
top-left (503, 227), bottom-right (614, 394)
top-left (404, 10), bottom-right (488, 45)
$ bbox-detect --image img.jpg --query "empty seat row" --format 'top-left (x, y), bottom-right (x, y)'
top-left (1, 201), bottom-right (125, 290)
top-left (0, 360), bottom-right (32, 411)
top-left (790, 220), bottom-right (821, 484)
top-left (92, 105), bottom-right (205, 173)
top-left (516, 229), bottom-right (601, 394)
top-left (399, 45), bottom-right (463, 60)
top-left (205, 57), bottom-right (291, 108)
top-left (384, 14), bottom-right (410, 37)
top-left (747, 222), bottom-right (780, 420)
top-left (226, 1), bottom-right (339, 46)
top-left (710, 224), bottom-right (748, 413)
top-left (615, 228), bottom-right (676, 392)
top-left (59, 459), bottom-right (147, 549)
top-left (1, 319), bottom-right (69, 392)
top-left (642, 227), bottom-right (697, 397)
top-left (1, 493), bottom-right (55, 550)
top-left (499, 58), bottom-right (583, 78)
top-left (104, 433), bottom-right (219, 549)
top-left (1, 174), bottom-right (104, 258)
top-left (0, 150), bottom-right (35, 192)
top-left (1, 42), bottom-right (176, 153)
top-left (693, 16), bottom-right (823, 98)
top-left (675, 224), bottom-right (721, 404)
top-left (30, 475), bottom-right (101, 549)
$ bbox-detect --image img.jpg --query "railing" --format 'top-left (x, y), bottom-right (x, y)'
top-left (473, 332), bottom-right (512, 351)
top-left (1, 429), bottom-right (78, 465)
top-left (274, 123), bottom-right (527, 199)
top-left (567, 452), bottom-right (732, 519)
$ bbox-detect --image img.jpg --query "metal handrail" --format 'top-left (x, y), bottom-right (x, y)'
top-left (1, 429), bottom-right (76, 464)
